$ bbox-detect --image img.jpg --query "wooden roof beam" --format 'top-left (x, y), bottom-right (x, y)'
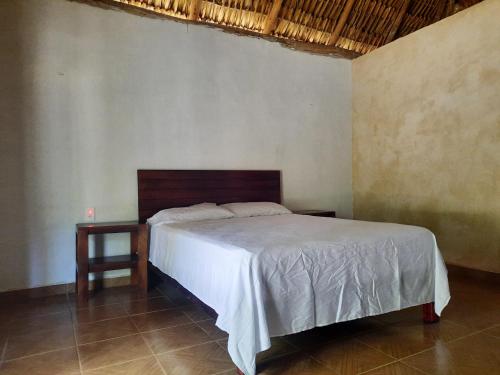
top-left (327, 0), bottom-right (356, 46)
top-left (263, 0), bottom-right (283, 35)
top-left (445, 0), bottom-right (458, 16)
top-left (434, 0), bottom-right (451, 21)
top-left (384, 0), bottom-right (410, 44)
top-left (188, 0), bottom-right (202, 21)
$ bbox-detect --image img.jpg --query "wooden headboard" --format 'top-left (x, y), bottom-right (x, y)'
top-left (137, 170), bottom-right (282, 223)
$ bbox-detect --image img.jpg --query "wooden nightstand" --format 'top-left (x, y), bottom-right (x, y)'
top-left (75, 221), bottom-right (148, 305)
top-left (293, 210), bottom-right (336, 218)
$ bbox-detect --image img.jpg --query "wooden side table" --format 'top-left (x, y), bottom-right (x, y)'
top-left (293, 209), bottom-right (336, 218)
top-left (75, 221), bottom-right (148, 305)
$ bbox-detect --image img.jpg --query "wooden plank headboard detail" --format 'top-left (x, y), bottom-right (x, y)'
top-left (137, 170), bottom-right (282, 223)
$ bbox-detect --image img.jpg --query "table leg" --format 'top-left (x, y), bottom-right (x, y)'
top-left (130, 230), bottom-right (138, 285)
top-left (76, 228), bottom-right (89, 306)
top-left (137, 224), bottom-right (148, 293)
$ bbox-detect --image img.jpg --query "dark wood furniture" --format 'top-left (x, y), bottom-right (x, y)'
top-left (136, 169), bottom-right (439, 374)
top-left (137, 169), bottom-right (281, 223)
top-left (423, 302), bottom-right (440, 323)
top-left (76, 221), bottom-right (148, 305)
top-left (293, 209), bottom-right (336, 218)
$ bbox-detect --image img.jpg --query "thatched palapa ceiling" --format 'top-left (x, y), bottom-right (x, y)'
top-left (79, 0), bottom-right (483, 58)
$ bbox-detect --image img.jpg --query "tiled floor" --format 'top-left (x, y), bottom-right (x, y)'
top-left (0, 274), bottom-right (498, 375)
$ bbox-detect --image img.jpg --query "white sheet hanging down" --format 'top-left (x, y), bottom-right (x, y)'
top-left (149, 214), bottom-right (450, 375)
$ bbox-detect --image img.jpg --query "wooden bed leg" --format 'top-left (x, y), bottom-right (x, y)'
top-left (236, 368), bottom-right (244, 375)
top-left (423, 302), bottom-right (439, 323)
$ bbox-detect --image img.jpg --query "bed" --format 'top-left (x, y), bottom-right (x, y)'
top-left (138, 169), bottom-right (450, 375)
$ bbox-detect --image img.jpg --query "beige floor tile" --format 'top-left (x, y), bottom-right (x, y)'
top-left (0, 347), bottom-right (80, 375)
top-left (402, 332), bottom-right (500, 375)
top-left (83, 356), bottom-right (163, 375)
top-left (0, 313), bottom-right (13, 330)
top-left (483, 324), bottom-right (500, 338)
top-left (3, 294), bottom-right (68, 306)
top-left (4, 296), bottom-right (70, 320)
top-left (285, 318), bottom-right (383, 349)
top-left (449, 276), bottom-right (500, 297)
top-left (196, 319), bottom-right (228, 340)
top-left (0, 270), bottom-right (496, 375)
top-left (123, 297), bottom-right (176, 315)
top-left (7, 311), bottom-right (73, 336)
top-left (361, 362), bottom-right (425, 375)
top-left (156, 341), bottom-right (234, 375)
top-left (215, 338), bottom-right (228, 349)
top-left (75, 317), bottom-right (138, 345)
top-left (180, 305), bottom-right (214, 322)
top-left (130, 309), bottom-right (191, 332)
top-left (110, 286), bottom-right (162, 303)
top-left (0, 306), bottom-right (17, 326)
top-left (26, 303), bottom-right (70, 318)
top-left (374, 307), bottom-right (422, 325)
top-left (442, 301), bottom-right (500, 330)
top-left (441, 282), bottom-right (500, 330)
top-left (141, 323), bottom-right (211, 354)
top-left (73, 303), bottom-right (128, 324)
top-left (4, 325), bottom-right (75, 360)
top-left (215, 336), bottom-right (298, 367)
top-left (78, 334), bottom-right (152, 370)
top-left (0, 331), bottom-right (8, 355)
top-left (356, 319), bottom-right (474, 359)
top-left (258, 353), bottom-right (335, 375)
top-left (283, 328), bottom-right (335, 349)
top-left (68, 290), bottom-right (122, 309)
top-left (155, 284), bottom-right (193, 306)
top-left (308, 337), bottom-right (394, 375)
top-left (256, 337), bottom-right (298, 364)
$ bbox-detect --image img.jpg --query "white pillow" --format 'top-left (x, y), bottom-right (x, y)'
top-left (220, 202), bottom-right (291, 218)
top-left (147, 203), bottom-right (234, 225)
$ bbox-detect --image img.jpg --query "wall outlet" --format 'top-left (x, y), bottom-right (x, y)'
top-left (86, 207), bottom-right (95, 222)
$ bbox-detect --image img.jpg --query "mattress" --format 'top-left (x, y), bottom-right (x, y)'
top-left (149, 214), bottom-right (450, 375)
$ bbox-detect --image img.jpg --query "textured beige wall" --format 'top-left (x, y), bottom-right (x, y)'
top-left (353, 0), bottom-right (500, 273)
top-left (0, 0), bottom-right (352, 291)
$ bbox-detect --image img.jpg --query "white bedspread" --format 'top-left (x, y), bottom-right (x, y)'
top-left (149, 214), bottom-right (450, 375)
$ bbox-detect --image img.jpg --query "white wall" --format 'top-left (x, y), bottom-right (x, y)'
top-left (0, 0), bottom-right (352, 291)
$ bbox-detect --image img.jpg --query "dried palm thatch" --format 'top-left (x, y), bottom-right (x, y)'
top-left (78, 0), bottom-right (483, 58)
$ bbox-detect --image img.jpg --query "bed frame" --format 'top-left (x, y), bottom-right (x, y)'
top-left (138, 169), bottom-right (281, 223)
top-left (137, 169), bottom-right (439, 375)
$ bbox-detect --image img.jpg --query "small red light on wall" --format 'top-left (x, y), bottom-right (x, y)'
top-left (86, 207), bottom-right (95, 222)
